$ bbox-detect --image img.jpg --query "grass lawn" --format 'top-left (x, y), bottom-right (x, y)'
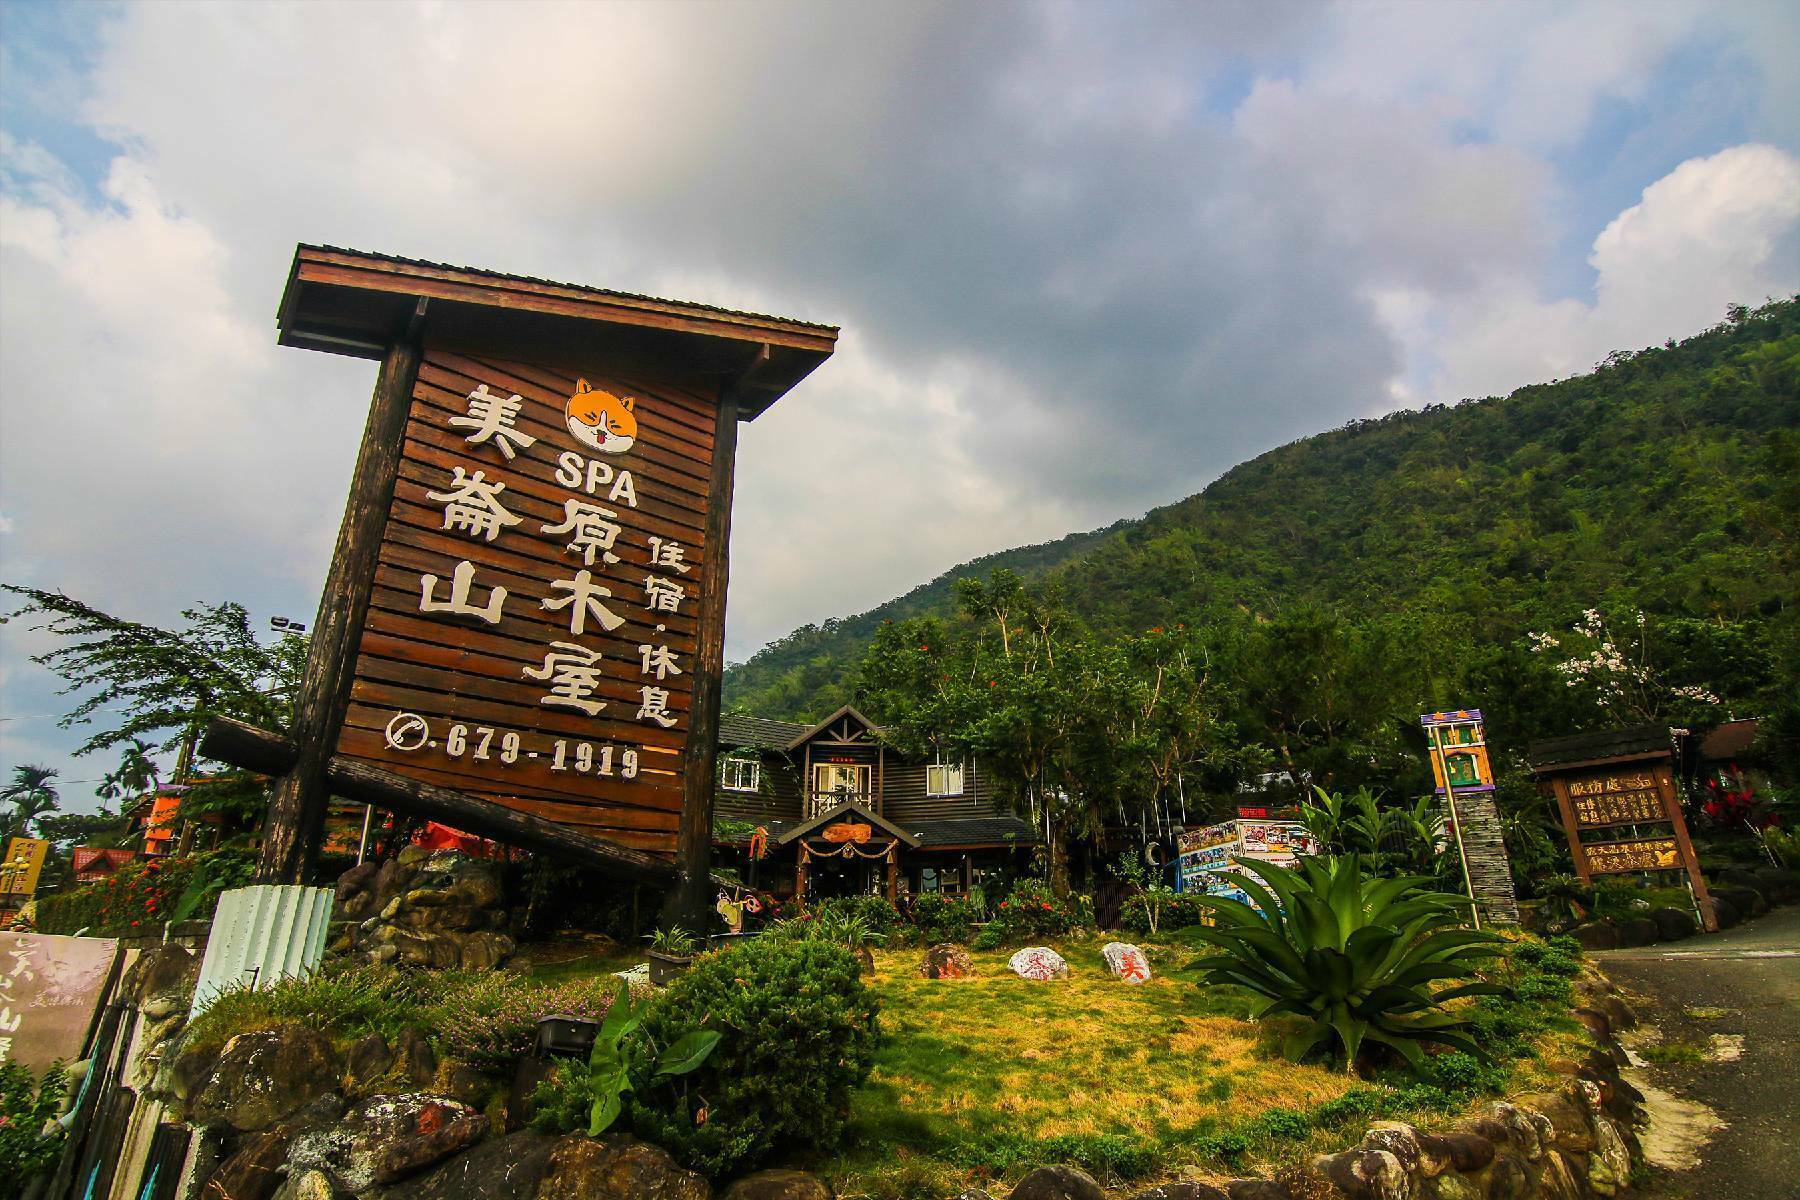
top-left (811, 931), bottom-right (1583, 1200)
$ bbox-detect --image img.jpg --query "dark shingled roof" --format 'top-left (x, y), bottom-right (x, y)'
top-left (907, 816), bottom-right (1040, 848)
top-left (718, 713), bottom-right (810, 752)
top-left (1527, 725), bottom-right (1672, 770)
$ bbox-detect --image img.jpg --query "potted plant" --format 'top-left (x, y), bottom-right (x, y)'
top-left (647, 926), bottom-right (699, 985)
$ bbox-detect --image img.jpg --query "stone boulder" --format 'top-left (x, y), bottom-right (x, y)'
top-left (272, 1170), bottom-right (338, 1200)
top-left (384, 1130), bottom-right (560, 1200)
top-left (201, 1128), bottom-right (295, 1200)
top-left (720, 1168), bottom-right (832, 1200)
top-left (1570, 922), bottom-right (1619, 951)
top-left (1129, 1184), bottom-right (1228, 1200)
top-left (1008, 946), bottom-right (1070, 981)
top-left (336, 851), bottom-right (516, 972)
top-left (1649, 907), bottom-right (1697, 941)
top-left (187, 1026), bottom-right (343, 1132)
top-left (287, 1094), bottom-right (487, 1192)
top-left (919, 943), bottom-right (975, 979)
top-left (1101, 942), bottom-right (1151, 984)
top-left (1008, 1165), bottom-right (1104, 1200)
top-left (1614, 917), bottom-right (1658, 947)
top-left (534, 1134), bottom-right (710, 1200)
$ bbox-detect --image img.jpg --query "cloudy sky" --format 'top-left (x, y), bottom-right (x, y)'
top-left (2, 1), bottom-right (1797, 807)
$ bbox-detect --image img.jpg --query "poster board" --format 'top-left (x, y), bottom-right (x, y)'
top-left (1174, 818), bottom-right (1317, 907)
top-left (1, 838), bottom-right (49, 902)
top-left (0, 933), bottom-right (120, 1072)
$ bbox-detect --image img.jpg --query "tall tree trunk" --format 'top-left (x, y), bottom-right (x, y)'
top-left (1048, 820), bottom-right (1072, 897)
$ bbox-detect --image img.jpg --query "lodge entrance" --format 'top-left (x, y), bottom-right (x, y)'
top-left (803, 850), bottom-right (883, 899)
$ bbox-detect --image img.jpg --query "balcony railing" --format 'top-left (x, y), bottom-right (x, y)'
top-left (808, 790), bottom-right (877, 819)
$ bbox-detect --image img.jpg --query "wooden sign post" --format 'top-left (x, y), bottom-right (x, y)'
top-left (230, 247), bottom-right (835, 932)
top-left (1528, 726), bottom-right (1715, 932)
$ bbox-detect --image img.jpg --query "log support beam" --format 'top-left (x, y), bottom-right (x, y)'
top-left (206, 717), bottom-right (675, 885)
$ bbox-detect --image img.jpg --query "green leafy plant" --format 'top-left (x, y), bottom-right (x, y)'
top-left (0, 1061), bottom-right (67, 1181)
top-left (534, 979), bottom-right (720, 1136)
top-left (648, 927), bottom-right (699, 956)
top-left (627, 937), bottom-right (879, 1178)
top-left (906, 893), bottom-right (978, 943)
top-left (1187, 854), bottom-right (1506, 1076)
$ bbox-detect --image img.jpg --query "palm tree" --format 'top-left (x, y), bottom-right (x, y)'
top-left (97, 739), bottom-right (160, 806)
top-left (1, 764), bottom-right (62, 840)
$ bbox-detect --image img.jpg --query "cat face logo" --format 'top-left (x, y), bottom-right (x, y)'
top-left (564, 379), bottom-right (637, 454)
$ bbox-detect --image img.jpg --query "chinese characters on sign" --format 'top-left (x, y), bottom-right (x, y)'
top-left (1565, 770), bottom-right (1666, 828)
top-left (335, 352), bottom-right (720, 851)
top-left (1583, 837), bottom-right (1682, 875)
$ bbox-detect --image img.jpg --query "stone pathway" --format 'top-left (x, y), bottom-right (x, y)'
top-left (1590, 904), bottom-right (1800, 1200)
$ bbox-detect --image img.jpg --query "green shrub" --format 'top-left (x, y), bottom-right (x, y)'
top-left (970, 925), bottom-right (1004, 950)
top-left (1117, 891), bottom-right (1207, 934)
top-left (1311, 1088), bottom-right (1383, 1128)
top-left (0, 1062), bottom-right (67, 1181)
top-left (823, 894), bottom-right (902, 934)
top-left (182, 959), bottom-right (621, 1071)
top-left (627, 937), bottom-right (880, 1178)
top-left (1187, 855), bottom-right (1506, 1075)
top-left (985, 879), bottom-right (1091, 942)
top-left (35, 849), bottom-right (252, 936)
top-left (532, 980), bottom-right (718, 1136)
top-left (433, 973), bottom-right (621, 1070)
top-left (907, 894), bottom-right (978, 944)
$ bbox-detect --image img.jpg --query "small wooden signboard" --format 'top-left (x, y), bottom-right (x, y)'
top-left (227, 247), bottom-right (835, 928)
top-left (1528, 726), bottom-right (1715, 931)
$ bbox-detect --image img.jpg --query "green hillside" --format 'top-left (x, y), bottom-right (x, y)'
top-left (725, 299), bottom-right (1800, 721)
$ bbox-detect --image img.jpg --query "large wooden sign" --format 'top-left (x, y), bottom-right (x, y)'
top-left (338, 350), bottom-right (714, 851)
top-left (241, 246), bottom-right (835, 926)
top-left (1528, 726), bottom-right (1715, 931)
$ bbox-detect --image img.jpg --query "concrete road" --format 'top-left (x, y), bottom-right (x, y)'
top-left (1592, 904), bottom-right (1800, 1200)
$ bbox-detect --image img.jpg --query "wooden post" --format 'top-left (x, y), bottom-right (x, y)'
top-left (885, 843), bottom-right (899, 904)
top-left (258, 326), bottom-right (422, 883)
top-left (795, 843), bottom-right (809, 913)
top-left (1656, 761), bottom-right (1717, 931)
top-left (661, 389), bottom-right (739, 932)
top-left (1549, 776), bottom-right (1592, 884)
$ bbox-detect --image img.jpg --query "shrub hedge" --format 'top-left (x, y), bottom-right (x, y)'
top-left (628, 937), bottom-right (879, 1178)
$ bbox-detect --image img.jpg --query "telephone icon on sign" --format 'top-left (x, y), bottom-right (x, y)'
top-left (385, 712), bottom-right (430, 752)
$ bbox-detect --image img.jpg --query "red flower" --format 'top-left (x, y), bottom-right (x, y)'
top-left (1041, 902), bottom-right (1052, 910)
top-left (999, 900), bottom-right (1008, 909)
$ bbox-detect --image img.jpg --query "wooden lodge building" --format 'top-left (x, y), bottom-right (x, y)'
top-left (711, 706), bottom-right (1037, 904)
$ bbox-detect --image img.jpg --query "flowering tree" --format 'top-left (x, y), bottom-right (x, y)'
top-left (1527, 607), bottom-right (1720, 725)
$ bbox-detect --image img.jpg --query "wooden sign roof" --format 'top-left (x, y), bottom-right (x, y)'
top-left (277, 246), bottom-right (838, 419)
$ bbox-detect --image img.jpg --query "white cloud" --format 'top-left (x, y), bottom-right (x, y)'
top-left (1408, 144), bottom-right (1800, 403)
top-left (0, 0), bottom-right (1796, 793)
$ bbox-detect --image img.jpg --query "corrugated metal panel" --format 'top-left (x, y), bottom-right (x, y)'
top-left (190, 885), bottom-right (334, 1016)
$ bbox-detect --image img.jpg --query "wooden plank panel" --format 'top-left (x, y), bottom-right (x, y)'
top-left (336, 347), bottom-right (717, 856)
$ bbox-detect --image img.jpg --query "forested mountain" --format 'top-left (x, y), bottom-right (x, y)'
top-left (725, 300), bottom-right (1799, 724)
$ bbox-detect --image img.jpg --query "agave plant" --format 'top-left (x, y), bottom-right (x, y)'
top-left (1188, 854), bottom-right (1506, 1076)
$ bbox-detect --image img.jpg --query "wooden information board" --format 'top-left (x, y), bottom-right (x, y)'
top-left (1528, 729), bottom-right (1714, 930)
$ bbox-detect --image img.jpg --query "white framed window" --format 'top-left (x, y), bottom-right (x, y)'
top-left (925, 759), bottom-right (965, 797)
top-left (720, 756), bottom-right (761, 792)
